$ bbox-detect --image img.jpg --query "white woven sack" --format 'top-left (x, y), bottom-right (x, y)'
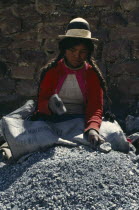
top-left (99, 120), bottom-right (129, 153)
top-left (2, 117), bottom-right (60, 160)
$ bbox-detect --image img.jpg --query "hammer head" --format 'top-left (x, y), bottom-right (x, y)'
top-left (49, 94), bottom-right (67, 115)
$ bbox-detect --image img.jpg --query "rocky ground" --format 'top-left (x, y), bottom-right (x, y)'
top-left (0, 146), bottom-right (139, 210)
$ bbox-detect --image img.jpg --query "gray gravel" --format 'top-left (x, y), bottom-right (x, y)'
top-left (0, 146), bottom-right (139, 210)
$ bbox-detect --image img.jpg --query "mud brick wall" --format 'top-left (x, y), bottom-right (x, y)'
top-left (0, 0), bottom-right (139, 117)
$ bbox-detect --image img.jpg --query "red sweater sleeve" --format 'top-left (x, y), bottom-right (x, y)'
top-left (37, 68), bottom-right (58, 115)
top-left (84, 69), bottom-right (103, 133)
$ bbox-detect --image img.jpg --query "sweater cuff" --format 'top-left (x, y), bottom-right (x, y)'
top-left (84, 128), bottom-right (99, 135)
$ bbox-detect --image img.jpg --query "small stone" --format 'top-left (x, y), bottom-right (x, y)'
top-left (11, 205), bottom-right (18, 210)
top-left (132, 168), bottom-right (139, 174)
top-left (133, 155), bottom-right (139, 163)
top-left (129, 170), bottom-right (134, 175)
top-left (128, 151), bottom-right (136, 160)
top-left (99, 142), bottom-right (112, 153)
top-left (129, 144), bottom-right (136, 154)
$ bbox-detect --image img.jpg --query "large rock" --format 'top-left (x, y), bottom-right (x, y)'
top-left (110, 77), bottom-right (139, 99)
top-left (22, 15), bottom-right (42, 31)
top-left (0, 17), bottom-right (21, 35)
top-left (0, 79), bottom-right (15, 96)
top-left (12, 4), bottom-right (41, 18)
top-left (120, 0), bottom-right (137, 11)
top-left (110, 26), bottom-right (139, 41)
top-left (109, 61), bottom-right (139, 107)
top-left (19, 50), bottom-right (47, 69)
top-left (126, 115), bottom-right (139, 133)
top-left (101, 12), bottom-right (127, 28)
top-left (46, 14), bottom-right (71, 25)
top-left (102, 40), bottom-right (130, 62)
top-left (0, 9), bottom-right (21, 35)
top-left (16, 80), bottom-right (37, 96)
top-left (0, 49), bottom-right (19, 64)
top-left (42, 39), bottom-right (58, 53)
top-left (93, 29), bottom-right (109, 42)
top-left (12, 4), bottom-right (42, 30)
top-left (72, 0), bottom-right (92, 6)
top-left (36, 23), bottom-right (65, 41)
top-left (92, 0), bottom-right (115, 7)
top-left (109, 61), bottom-right (139, 76)
top-left (128, 8), bottom-right (139, 26)
top-left (10, 40), bottom-right (40, 50)
top-left (0, 35), bottom-right (13, 48)
top-left (11, 66), bottom-right (35, 80)
top-left (13, 30), bottom-right (38, 41)
top-left (132, 40), bottom-right (139, 59)
top-left (35, 0), bottom-right (55, 15)
top-left (73, 0), bottom-right (115, 7)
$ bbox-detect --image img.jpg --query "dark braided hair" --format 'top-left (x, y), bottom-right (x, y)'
top-left (36, 37), bottom-right (111, 113)
top-left (39, 53), bottom-right (63, 82)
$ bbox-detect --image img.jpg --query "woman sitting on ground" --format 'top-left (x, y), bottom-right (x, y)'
top-left (33, 17), bottom-right (107, 149)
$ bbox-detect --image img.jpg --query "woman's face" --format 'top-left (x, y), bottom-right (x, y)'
top-left (64, 43), bottom-right (89, 68)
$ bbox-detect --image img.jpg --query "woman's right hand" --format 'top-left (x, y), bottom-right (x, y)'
top-left (88, 129), bottom-right (105, 149)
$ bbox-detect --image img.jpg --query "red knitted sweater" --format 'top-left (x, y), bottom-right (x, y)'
top-left (37, 60), bottom-right (103, 133)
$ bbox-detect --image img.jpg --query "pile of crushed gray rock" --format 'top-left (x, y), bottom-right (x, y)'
top-left (0, 146), bottom-right (139, 209)
top-left (0, 111), bottom-right (139, 209)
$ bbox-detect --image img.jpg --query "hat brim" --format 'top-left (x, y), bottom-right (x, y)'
top-left (58, 35), bottom-right (99, 41)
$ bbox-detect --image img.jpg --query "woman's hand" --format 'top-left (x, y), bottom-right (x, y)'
top-left (88, 129), bottom-right (105, 149)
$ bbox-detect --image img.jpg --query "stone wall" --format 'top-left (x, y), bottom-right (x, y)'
top-left (0, 0), bottom-right (139, 118)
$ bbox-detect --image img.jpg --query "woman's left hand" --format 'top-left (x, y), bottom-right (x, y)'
top-left (88, 129), bottom-right (105, 149)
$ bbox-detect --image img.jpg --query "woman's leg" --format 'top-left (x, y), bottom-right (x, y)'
top-left (53, 118), bottom-right (90, 146)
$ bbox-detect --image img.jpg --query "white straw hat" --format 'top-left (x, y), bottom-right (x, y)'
top-left (58, 17), bottom-right (98, 41)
